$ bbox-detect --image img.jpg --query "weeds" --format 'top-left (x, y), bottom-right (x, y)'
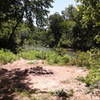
top-left (18, 50), bottom-right (71, 65)
top-left (0, 49), bottom-right (18, 64)
top-left (0, 49), bottom-right (71, 66)
top-left (73, 49), bottom-right (100, 88)
top-left (54, 89), bottom-right (74, 100)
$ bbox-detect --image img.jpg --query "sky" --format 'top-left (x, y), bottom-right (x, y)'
top-left (49, 0), bottom-right (77, 15)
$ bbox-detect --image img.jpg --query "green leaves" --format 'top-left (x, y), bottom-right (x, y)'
top-left (85, 68), bottom-right (100, 86)
top-left (0, 49), bottom-right (18, 64)
top-left (73, 48), bottom-right (100, 87)
top-left (49, 13), bottom-right (64, 47)
top-left (73, 49), bottom-right (100, 69)
top-left (0, 0), bottom-right (54, 27)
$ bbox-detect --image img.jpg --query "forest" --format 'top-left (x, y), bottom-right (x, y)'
top-left (0, 0), bottom-right (100, 100)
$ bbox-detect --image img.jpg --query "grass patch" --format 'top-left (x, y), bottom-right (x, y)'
top-left (0, 49), bottom-right (18, 64)
top-left (73, 48), bottom-right (100, 88)
top-left (0, 49), bottom-right (71, 65)
top-left (18, 50), bottom-right (71, 65)
top-left (85, 68), bottom-right (100, 87)
top-left (72, 49), bottom-right (100, 69)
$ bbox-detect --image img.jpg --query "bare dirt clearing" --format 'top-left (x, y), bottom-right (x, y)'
top-left (0, 59), bottom-right (100, 100)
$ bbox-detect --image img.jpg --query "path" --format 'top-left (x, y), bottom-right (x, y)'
top-left (0, 59), bottom-right (100, 100)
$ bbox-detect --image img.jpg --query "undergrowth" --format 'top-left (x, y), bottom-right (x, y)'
top-left (73, 48), bottom-right (100, 88)
top-left (0, 49), bottom-right (71, 65)
top-left (1, 48), bottom-right (100, 89)
top-left (18, 50), bottom-right (71, 65)
top-left (0, 49), bottom-right (18, 64)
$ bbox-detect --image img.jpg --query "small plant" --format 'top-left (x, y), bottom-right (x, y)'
top-left (76, 76), bottom-right (85, 82)
top-left (72, 51), bottom-right (93, 68)
top-left (85, 68), bottom-right (100, 87)
top-left (48, 91), bottom-right (55, 95)
top-left (0, 49), bottom-right (18, 64)
top-left (18, 50), bottom-right (39, 60)
top-left (54, 89), bottom-right (74, 100)
top-left (18, 50), bottom-right (71, 65)
top-left (16, 89), bottom-right (40, 100)
top-left (73, 49), bottom-right (100, 69)
top-left (46, 51), bottom-right (70, 65)
top-left (72, 49), bottom-right (100, 89)
top-left (27, 61), bottom-right (34, 64)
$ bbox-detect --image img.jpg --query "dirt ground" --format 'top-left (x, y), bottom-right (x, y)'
top-left (0, 59), bottom-right (100, 100)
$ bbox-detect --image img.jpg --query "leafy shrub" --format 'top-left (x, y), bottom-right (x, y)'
top-left (73, 48), bottom-right (100, 87)
top-left (73, 49), bottom-right (100, 69)
top-left (46, 51), bottom-right (60, 64)
top-left (85, 68), bottom-right (100, 87)
top-left (18, 50), bottom-right (41, 60)
top-left (45, 51), bottom-right (70, 65)
top-left (0, 49), bottom-right (18, 64)
top-left (18, 50), bottom-right (70, 65)
top-left (54, 89), bottom-right (73, 98)
top-left (73, 52), bottom-right (92, 68)
top-left (76, 76), bottom-right (85, 82)
top-left (59, 55), bottom-right (70, 65)
top-left (35, 51), bottom-right (47, 60)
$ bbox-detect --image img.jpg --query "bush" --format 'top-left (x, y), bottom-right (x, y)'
top-left (73, 49), bottom-right (100, 69)
top-left (85, 68), bottom-right (100, 87)
top-left (0, 49), bottom-right (70, 65)
top-left (73, 48), bottom-right (100, 87)
top-left (18, 50), bottom-right (44, 60)
top-left (18, 50), bottom-right (70, 65)
top-left (0, 49), bottom-right (18, 64)
top-left (46, 51), bottom-right (60, 64)
top-left (59, 55), bottom-right (70, 65)
top-left (45, 51), bottom-right (70, 65)
top-left (35, 51), bottom-right (47, 60)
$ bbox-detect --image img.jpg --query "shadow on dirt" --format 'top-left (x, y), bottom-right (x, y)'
top-left (0, 67), bottom-right (53, 100)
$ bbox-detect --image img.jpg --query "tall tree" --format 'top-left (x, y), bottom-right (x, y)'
top-left (49, 13), bottom-right (64, 47)
top-left (62, 5), bottom-right (77, 21)
top-left (0, 0), bottom-right (53, 38)
top-left (72, 0), bottom-right (100, 50)
top-left (0, 0), bottom-right (54, 52)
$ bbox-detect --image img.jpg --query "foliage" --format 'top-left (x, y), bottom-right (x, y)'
top-left (46, 52), bottom-right (70, 65)
top-left (76, 0), bottom-right (100, 28)
top-left (62, 5), bottom-right (77, 20)
top-left (0, 48), bottom-right (71, 65)
top-left (0, 21), bottom-right (31, 53)
top-left (72, 0), bottom-right (100, 50)
top-left (0, 0), bottom-right (54, 27)
top-left (54, 89), bottom-right (73, 98)
top-left (0, 0), bottom-right (100, 52)
top-left (18, 50), bottom-right (45, 60)
top-left (0, 0), bottom-right (54, 52)
top-left (76, 76), bottom-right (85, 82)
top-left (85, 68), bottom-right (100, 86)
top-left (73, 49), bottom-right (100, 69)
top-left (28, 29), bottom-right (50, 47)
top-left (49, 13), bottom-right (64, 47)
top-left (58, 20), bottom-right (76, 47)
top-left (73, 48), bottom-right (100, 87)
top-left (18, 50), bottom-right (71, 65)
top-left (94, 34), bottom-right (100, 47)
top-left (0, 49), bottom-right (18, 64)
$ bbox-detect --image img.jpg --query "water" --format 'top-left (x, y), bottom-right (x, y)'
top-left (24, 45), bottom-right (51, 51)
top-left (24, 45), bottom-right (76, 58)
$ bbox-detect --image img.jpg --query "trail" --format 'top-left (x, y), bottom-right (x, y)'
top-left (1, 59), bottom-right (100, 100)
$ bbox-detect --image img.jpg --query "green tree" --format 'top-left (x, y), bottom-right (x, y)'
top-left (60, 5), bottom-right (77, 48)
top-left (0, 0), bottom-right (54, 52)
top-left (62, 5), bottom-right (77, 21)
top-left (72, 0), bottom-right (100, 50)
top-left (59, 20), bottom-right (76, 48)
top-left (49, 13), bottom-right (64, 47)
